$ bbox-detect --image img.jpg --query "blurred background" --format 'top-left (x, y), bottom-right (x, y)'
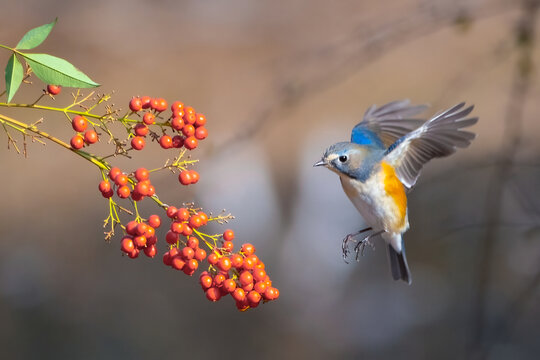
top-left (1, 0), bottom-right (540, 359)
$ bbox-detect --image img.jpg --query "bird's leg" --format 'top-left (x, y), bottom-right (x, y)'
top-left (354, 230), bottom-right (384, 261)
top-left (342, 227), bottom-right (372, 262)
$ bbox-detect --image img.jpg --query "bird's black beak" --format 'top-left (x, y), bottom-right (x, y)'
top-left (313, 159), bottom-right (327, 167)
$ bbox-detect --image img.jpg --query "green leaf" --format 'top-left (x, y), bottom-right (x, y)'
top-left (20, 53), bottom-right (99, 88)
top-left (4, 54), bottom-right (24, 102)
top-left (16, 18), bottom-right (57, 50)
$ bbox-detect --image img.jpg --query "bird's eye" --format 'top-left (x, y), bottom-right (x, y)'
top-left (339, 155), bottom-right (348, 163)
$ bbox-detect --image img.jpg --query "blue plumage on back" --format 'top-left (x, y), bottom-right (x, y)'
top-left (349, 100), bottom-right (427, 150)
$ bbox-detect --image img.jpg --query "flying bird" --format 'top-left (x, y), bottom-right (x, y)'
top-left (314, 100), bottom-right (478, 284)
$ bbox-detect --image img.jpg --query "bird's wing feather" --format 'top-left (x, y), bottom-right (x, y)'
top-left (351, 100), bottom-right (427, 148)
top-left (384, 102), bottom-right (478, 188)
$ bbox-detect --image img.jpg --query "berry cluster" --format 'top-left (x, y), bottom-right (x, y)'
top-left (99, 167), bottom-right (157, 201)
top-left (120, 215), bottom-right (161, 259)
top-left (128, 97), bottom-right (208, 152)
top-left (69, 115), bottom-right (99, 150)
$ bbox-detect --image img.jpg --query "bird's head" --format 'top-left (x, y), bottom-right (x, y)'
top-left (314, 142), bottom-right (381, 181)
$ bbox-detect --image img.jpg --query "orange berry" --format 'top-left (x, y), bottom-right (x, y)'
top-left (253, 268), bottom-right (267, 282)
top-left (117, 185), bottom-right (131, 198)
top-left (178, 170), bottom-right (192, 185)
top-left (207, 253), bottom-right (219, 265)
top-left (206, 287), bottom-right (221, 302)
top-left (188, 215), bottom-right (202, 229)
top-left (134, 123), bottom-right (149, 136)
top-left (182, 225), bottom-right (193, 237)
top-left (131, 136), bottom-right (145, 150)
top-left (195, 126), bottom-right (208, 140)
top-left (129, 97), bottom-right (142, 112)
top-left (72, 115), bottom-right (88, 132)
top-left (189, 170), bottom-right (199, 184)
top-left (147, 214), bottom-right (160, 228)
top-left (241, 243), bottom-right (256, 256)
top-left (197, 211), bottom-right (208, 224)
top-left (143, 112), bottom-right (155, 125)
top-left (133, 235), bottom-right (147, 248)
top-left (166, 206), bottom-right (178, 218)
top-left (182, 124), bottom-right (195, 137)
top-left (46, 84), bottom-right (61, 95)
top-left (115, 174), bottom-right (128, 186)
top-left (254, 281), bottom-right (267, 294)
top-left (159, 135), bottom-right (173, 149)
top-left (134, 167), bottom-right (149, 181)
top-left (230, 254), bottom-right (244, 268)
top-left (218, 257), bottom-right (232, 271)
top-left (223, 279), bottom-right (237, 293)
top-left (223, 229), bottom-right (234, 241)
top-left (70, 134), bottom-right (84, 149)
top-left (171, 116), bottom-right (184, 131)
top-left (120, 236), bottom-right (135, 254)
top-left (232, 288), bottom-right (246, 302)
top-left (171, 101), bottom-right (184, 114)
top-left (247, 290), bottom-right (261, 305)
top-left (200, 275), bottom-right (213, 290)
top-left (264, 287), bottom-right (279, 300)
top-left (108, 167), bottom-right (122, 181)
top-left (194, 247), bottom-right (207, 261)
top-left (239, 271), bottom-right (253, 286)
top-left (181, 246), bottom-right (195, 260)
top-left (170, 222), bottom-right (184, 234)
top-left (194, 113), bottom-right (206, 127)
top-left (98, 180), bottom-right (111, 193)
top-left (223, 241), bottom-right (234, 252)
top-left (143, 244), bottom-right (157, 258)
top-left (84, 130), bottom-right (98, 144)
top-left (187, 236), bottom-right (199, 249)
top-left (213, 273), bottom-right (227, 287)
top-left (171, 256), bottom-right (186, 270)
top-left (184, 136), bottom-right (198, 150)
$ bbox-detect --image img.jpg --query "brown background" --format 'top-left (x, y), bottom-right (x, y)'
top-left (1, 0), bottom-right (540, 359)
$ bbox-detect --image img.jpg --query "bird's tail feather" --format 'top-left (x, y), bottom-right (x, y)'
top-left (387, 244), bottom-right (412, 285)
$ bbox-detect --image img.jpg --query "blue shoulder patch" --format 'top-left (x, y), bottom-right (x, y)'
top-left (385, 136), bottom-right (405, 155)
top-left (351, 127), bottom-right (385, 149)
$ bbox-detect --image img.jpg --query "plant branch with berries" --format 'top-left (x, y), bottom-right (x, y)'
top-left (0, 19), bottom-right (279, 311)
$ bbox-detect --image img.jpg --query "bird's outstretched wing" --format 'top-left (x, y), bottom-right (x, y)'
top-left (351, 100), bottom-right (427, 149)
top-left (384, 102), bottom-right (478, 189)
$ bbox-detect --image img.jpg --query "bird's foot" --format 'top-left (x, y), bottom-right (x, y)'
top-left (354, 236), bottom-right (375, 261)
top-left (342, 227), bottom-right (372, 263)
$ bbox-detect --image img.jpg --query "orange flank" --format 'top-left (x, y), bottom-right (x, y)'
top-left (380, 161), bottom-right (407, 230)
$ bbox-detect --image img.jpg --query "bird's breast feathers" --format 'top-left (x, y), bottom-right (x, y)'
top-left (340, 161), bottom-right (409, 233)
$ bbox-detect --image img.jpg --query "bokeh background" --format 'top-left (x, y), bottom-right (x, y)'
top-left (1, 0), bottom-right (540, 359)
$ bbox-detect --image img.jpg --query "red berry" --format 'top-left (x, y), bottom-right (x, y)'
top-left (108, 167), bottom-right (122, 181)
top-left (102, 189), bottom-right (113, 198)
top-left (176, 208), bottom-right (190, 221)
top-left (84, 130), bottom-right (98, 144)
top-left (264, 287), bottom-right (278, 300)
top-left (98, 180), bottom-right (111, 193)
top-left (135, 181), bottom-right (149, 196)
top-left (194, 247), bottom-right (207, 261)
top-left (184, 136), bottom-right (198, 150)
top-left (170, 222), bottom-right (184, 234)
top-left (47, 84), bottom-right (61, 95)
top-left (171, 101), bottom-right (184, 114)
top-left (147, 185), bottom-right (155, 196)
top-left (70, 134), bottom-right (84, 149)
top-left (171, 116), bottom-right (184, 131)
top-left (223, 279), bottom-right (237, 293)
top-left (117, 185), bottom-right (131, 198)
top-left (195, 126), bottom-right (208, 140)
top-left (115, 174), bottom-right (128, 186)
top-left (200, 275), bottom-right (213, 290)
top-left (183, 113), bottom-right (196, 125)
top-left (181, 225), bottom-right (193, 236)
top-left (126, 221), bottom-right (138, 235)
top-left (121, 236), bottom-right (135, 254)
top-left (254, 281), bottom-right (267, 294)
top-left (172, 135), bottom-right (184, 148)
top-left (159, 135), bottom-right (173, 149)
top-left (207, 253), bottom-right (219, 265)
top-left (128, 248), bottom-right (140, 259)
top-left (239, 271), bottom-right (253, 286)
top-left (165, 230), bottom-right (179, 244)
top-left (186, 258), bottom-right (198, 271)
top-left (194, 113), bottom-right (206, 127)
top-left (131, 136), bottom-right (145, 150)
top-left (72, 115), bottom-right (88, 132)
top-left (182, 124), bottom-right (195, 137)
top-left (222, 241), bottom-right (234, 252)
top-left (184, 106), bottom-right (196, 116)
top-left (223, 229), bottom-right (234, 242)
top-left (188, 215), bottom-right (202, 229)
top-left (171, 256), bottom-right (186, 270)
top-left (206, 287), bottom-right (221, 302)
top-left (253, 268), bottom-right (267, 282)
top-left (166, 206), bottom-right (178, 219)
top-left (134, 123), bottom-right (149, 136)
top-left (133, 235), bottom-right (147, 248)
top-left (187, 236), bottom-right (199, 249)
top-left (213, 273), bottom-right (227, 287)
top-left (232, 288), bottom-right (246, 302)
top-left (141, 96), bottom-right (152, 109)
top-left (178, 171), bottom-right (192, 185)
top-left (144, 244), bottom-right (157, 258)
top-left (218, 257), bottom-right (232, 271)
top-left (242, 257), bottom-right (255, 270)
top-left (181, 246), bottom-right (195, 260)
top-left (148, 214), bottom-right (161, 228)
top-left (143, 112), bottom-right (155, 125)
top-left (247, 290), bottom-right (261, 306)
top-left (129, 97), bottom-right (142, 112)
top-left (230, 254), bottom-right (244, 268)
top-left (134, 168), bottom-right (149, 182)
top-left (146, 235), bottom-right (157, 245)
top-left (197, 212), bottom-right (208, 224)
top-left (136, 222), bottom-right (148, 236)
top-left (154, 98), bottom-right (168, 112)
top-left (241, 243), bottom-right (256, 256)
top-left (189, 170), bottom-right (200, 184)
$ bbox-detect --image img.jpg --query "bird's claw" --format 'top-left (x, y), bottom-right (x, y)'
top-left (341, 234), bottom-right (356, 264)
top-left (354, 236), bottom-right (375, 261)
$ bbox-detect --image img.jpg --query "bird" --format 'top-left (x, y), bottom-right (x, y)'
top-left (314, 100), bottom-right (478, 284)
